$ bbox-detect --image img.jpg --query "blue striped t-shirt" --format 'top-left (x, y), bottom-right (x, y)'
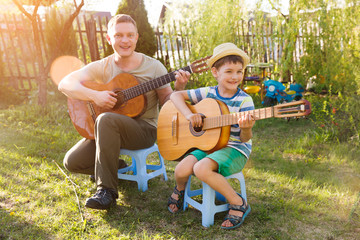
top-left (187, 86), bottom-right (255, 159)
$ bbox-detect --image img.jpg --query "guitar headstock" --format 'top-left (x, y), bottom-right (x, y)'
top-left (273, 100), bottom-right (312, 118)
top-left (189, 55), bottom-right (212, 73)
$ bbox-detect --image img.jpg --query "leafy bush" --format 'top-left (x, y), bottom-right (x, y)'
top-left (308, 93), bottom-right (360, 144)
top-left (0, 83), bottom-right (26, 109)
top-left (163, 0), bottom-right (360, 94)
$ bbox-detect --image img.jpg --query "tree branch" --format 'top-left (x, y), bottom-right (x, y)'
top-left (52, 160), bottom-right (84, 222)
top-left (12, 0), bottom-right (32, 19)
top-left (44, 0), bottom-right (84, 72)
top-left (268, 0), bottom-right (288, 21)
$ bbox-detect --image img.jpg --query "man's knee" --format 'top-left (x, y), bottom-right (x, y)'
top-left (63, 152), bottom-right (75, 172)
top-left (96, 112), bottom-right (127, 126)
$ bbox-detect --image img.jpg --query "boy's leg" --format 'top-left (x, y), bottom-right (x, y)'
top-left (194, 158), bottom-right (243, 205)
top-left (168, 155), bottom-right (198, 213)
top-left (193, 158), bottom-right (247, 228)
top-left (174, 155), bottom-right (198, 190)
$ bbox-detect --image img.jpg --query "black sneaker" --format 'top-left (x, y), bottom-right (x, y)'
top-left (85, 188), bottom-right (117, 209)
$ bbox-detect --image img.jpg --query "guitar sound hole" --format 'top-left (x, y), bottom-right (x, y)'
top-left (189, 114), bottom-right (206, 136)
top-left (193, 126), bottom-right (203, 132)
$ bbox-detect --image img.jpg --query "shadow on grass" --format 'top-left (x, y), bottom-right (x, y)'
top-left (87, 164), bottom-right (259, 239)
top-left (0, 209), bottom-right (51, 239)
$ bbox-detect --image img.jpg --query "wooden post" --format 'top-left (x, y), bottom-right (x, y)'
top-left (0, 14), bottom-right (15, 87)
top-left (85, 16), bottom-right (100, 61)
top-left (173, 20), bottom-right (182, 68)
top-left (97, 16), bottom-right (107, 58)
top-left (156, 26), bottom-right (164, 62)
top-left (76, 16), bottom-right (87, 64)
top-left (22, 14), bottom-right (38, 84)
top-left (4, 14), bottom-right (21, 89)
top-left (13, 14), bottom-right (31, 89)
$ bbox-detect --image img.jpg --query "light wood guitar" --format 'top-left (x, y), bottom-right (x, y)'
top-left (67, 56), bottom-right (211, 139)
top-left (157, 98), bottom-right (312, 160)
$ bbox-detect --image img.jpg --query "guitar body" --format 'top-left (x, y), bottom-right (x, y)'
top-left (157, 98), bottom-right (231, 161)
top-left (67, 73), bottom-right (146, 139)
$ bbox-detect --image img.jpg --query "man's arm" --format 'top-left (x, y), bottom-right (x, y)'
top-left (58, 69), bottom-right (117, 109)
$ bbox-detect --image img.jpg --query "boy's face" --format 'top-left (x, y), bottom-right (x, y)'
top-left (211, 61), bottom-right (244, 92)
top-left (106, 22), bottom-right (139, 58)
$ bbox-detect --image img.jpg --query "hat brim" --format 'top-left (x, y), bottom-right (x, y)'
top-left (207, 49), bottom-right (250, 68)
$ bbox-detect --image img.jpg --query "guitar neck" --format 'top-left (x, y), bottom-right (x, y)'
top-left (122, 65), bottom-right (192, 101)
top-left (203, 107), bottom-right (274, 130)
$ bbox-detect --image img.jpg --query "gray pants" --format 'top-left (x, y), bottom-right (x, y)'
top-left (63, 112), bottom-right (157, 195)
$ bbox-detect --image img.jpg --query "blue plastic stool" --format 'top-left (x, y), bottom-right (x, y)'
top-left (183, 171), bottom-right (247, 227)
top-left (117, 144), bottom-right (168, 192)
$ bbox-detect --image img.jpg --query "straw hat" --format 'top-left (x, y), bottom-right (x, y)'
top-left (207, 43), bottom-right (250, 68)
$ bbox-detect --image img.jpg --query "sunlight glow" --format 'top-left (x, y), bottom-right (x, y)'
top-left (50, 56), bottom-right (84, 86)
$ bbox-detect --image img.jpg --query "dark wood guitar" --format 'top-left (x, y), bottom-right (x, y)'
top-left (68, 56), bottom-right (211, 139)
top-left (157, 98), bottom-right (312, 160)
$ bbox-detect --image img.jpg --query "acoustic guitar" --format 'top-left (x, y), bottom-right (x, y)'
top-left (157, 98), bottom-right (312, 160)
top-left (67, 56), bottom-right (211, 139)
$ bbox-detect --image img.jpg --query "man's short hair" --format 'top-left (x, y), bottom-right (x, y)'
top-left (107, 14), bottom-right (137, 34)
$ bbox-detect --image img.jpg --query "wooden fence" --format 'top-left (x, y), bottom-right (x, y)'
top-left (0, 13), bottom-right (111, 91)
top-left (0, 13), bottom-right (304, 91)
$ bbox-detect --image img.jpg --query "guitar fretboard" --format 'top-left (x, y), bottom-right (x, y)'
top-left (122, 65), bottom-right (192, 101)
top-left (203, 107), bottom-right (274, 130)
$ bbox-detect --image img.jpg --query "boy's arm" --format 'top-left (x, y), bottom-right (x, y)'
top-left (156, 70), bottom-right (190, 106)
top-left (170, 91), bottom-right (203, 128)
top-left (238, 113), bottom-right (255, 142)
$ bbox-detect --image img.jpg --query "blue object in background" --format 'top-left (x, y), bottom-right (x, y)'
top-left (289, 83), bottom-right (304, 100)
top-left (262, 80), bottom-right (304, 106)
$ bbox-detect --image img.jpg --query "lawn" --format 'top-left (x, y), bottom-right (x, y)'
top-left (0, 94), bottom-right (359, 239)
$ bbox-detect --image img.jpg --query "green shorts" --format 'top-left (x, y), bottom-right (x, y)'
top-left (190, 147), bottom-right (248, 177)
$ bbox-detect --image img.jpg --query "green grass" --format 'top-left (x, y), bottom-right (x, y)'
top-left (0, 96), bottom-right (359, 239)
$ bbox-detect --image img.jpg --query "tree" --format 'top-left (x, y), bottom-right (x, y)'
top-left (44, 5), bottom-right (78, 59)
top-left (116, 0), bottom-right (157, 57)
top-left (12, 0), bottom-right (84, 106)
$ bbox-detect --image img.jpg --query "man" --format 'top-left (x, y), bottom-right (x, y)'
top-left (58, 14), bottom-right (190, 210)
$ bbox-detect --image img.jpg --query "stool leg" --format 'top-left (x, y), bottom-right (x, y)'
top-left (239, 172), bottom-right (247, 202)
top-left (201, 182), bottom-right (216, 227)
top-left (134, 154), bottom-right (148, 192)
top-left (183, 175), bottom-right (192, 210)
top-left (157, 151), bottom-right (168, 181)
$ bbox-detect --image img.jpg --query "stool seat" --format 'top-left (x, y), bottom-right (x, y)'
top-left (117, 144), bottom-right (167, 192)
top-left (183, 171), bottom-right (247, 227)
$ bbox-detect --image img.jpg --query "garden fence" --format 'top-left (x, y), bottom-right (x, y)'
top-left (0, 13), bottom-right (308, 91)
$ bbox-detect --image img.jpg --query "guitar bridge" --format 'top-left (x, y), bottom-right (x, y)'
top-left (172, 113), bottom-right (178, 145)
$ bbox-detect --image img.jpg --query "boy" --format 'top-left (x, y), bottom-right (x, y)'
top-left (167, 43), bottom-right (255, 229)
